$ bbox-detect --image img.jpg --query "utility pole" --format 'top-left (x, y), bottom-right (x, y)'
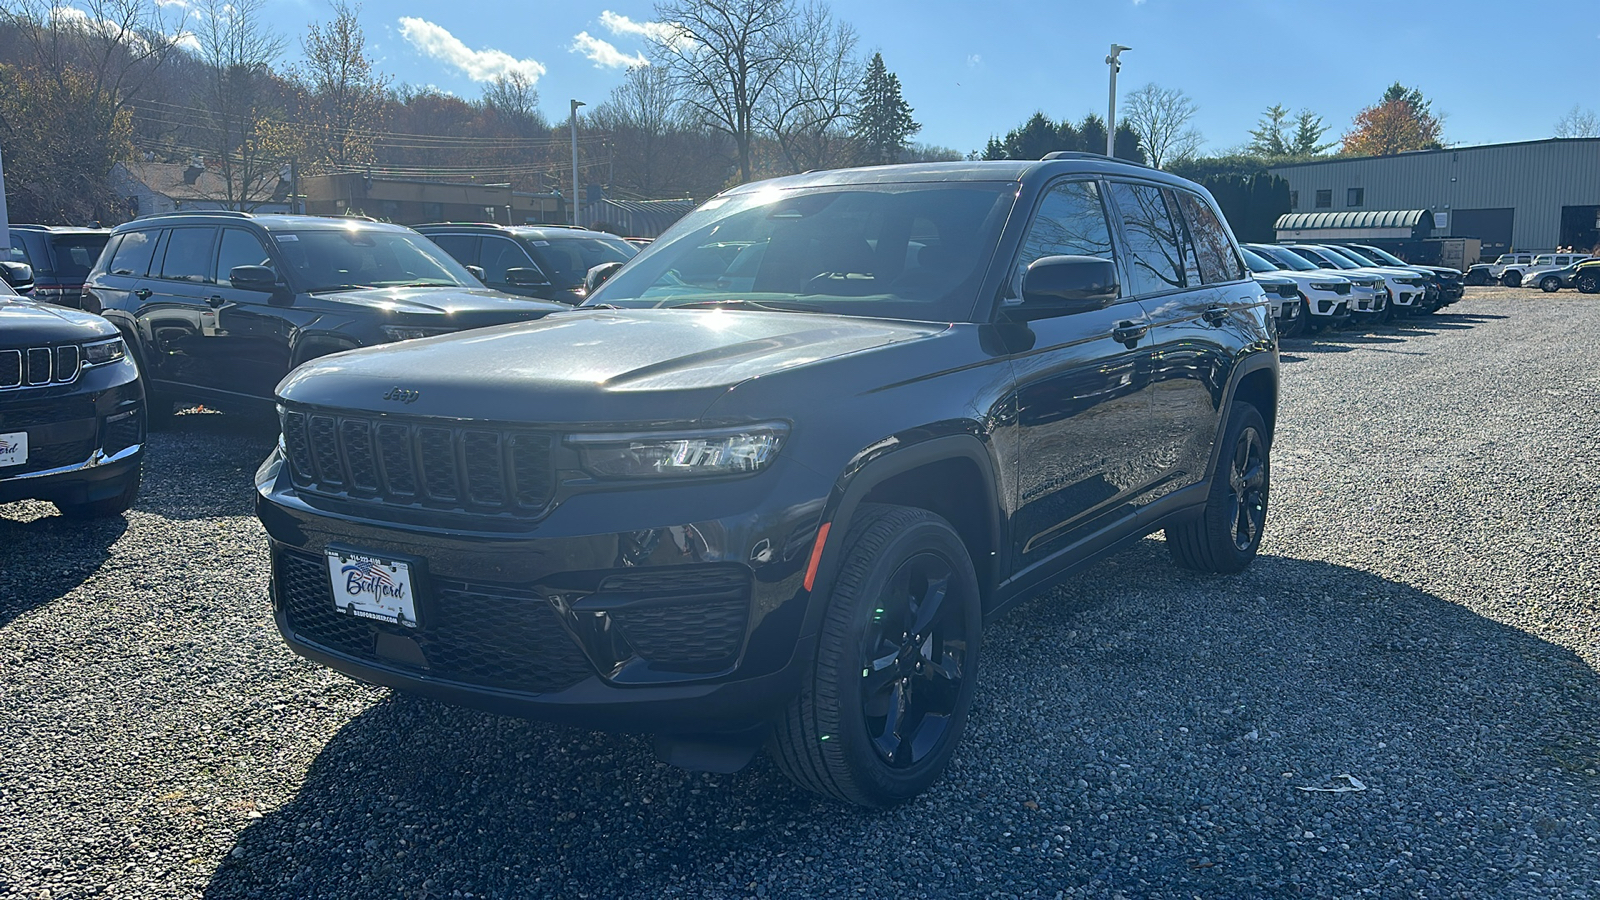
top-left (570, 99), bottom-right (585, 227)
top-left (1106, 44), bottom-right (1131, 157)
top-left (0, 144), bottom-right (9, 255)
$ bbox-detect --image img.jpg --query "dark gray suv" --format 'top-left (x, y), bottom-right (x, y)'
top-left (258, 157), bottom-right (1278, 807)
top-left (414, 223), bottom-right (637, 303)
top-left (84, 212), bottom-right (570, 424)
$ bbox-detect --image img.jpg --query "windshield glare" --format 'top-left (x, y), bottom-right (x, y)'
top-left (1251, 245), bottom-right (1317, 271)
top-left (1330, 246), bottom-right (1380, 266)
top-left (1240, 248), bottom-right (1282, 274)
top-left (1357, 245), bottom-right (1407, 266)
top-left (587, 183), bottom-right (1015, 321)
top-left (273, 228), bottom-right (478, 293)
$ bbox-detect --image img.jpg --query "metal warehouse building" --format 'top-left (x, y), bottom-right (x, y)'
top-left (1268, 137), bottom-right (1600, 258)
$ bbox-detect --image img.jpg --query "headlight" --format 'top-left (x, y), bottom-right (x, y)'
top-left (379, 324), bottom-right (454, 342)
top-left (1309, 282), bottom-right (1342, 291)
top-left (82, 337), bottom-right (126, 366)
top-left (570, 423), bottom-right (788, 479)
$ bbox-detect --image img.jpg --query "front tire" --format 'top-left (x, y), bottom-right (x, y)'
top-left (1577, 273), bottom-right (1600, 294)
top-left (1502, 270), bottom-right (1522, 287)
top-left (1540, 275), bottom-right (1563, 293)
top-left (769, 504), bottom-right (981, 808)
top-left (1166, 403), bottom-right (1270, 574)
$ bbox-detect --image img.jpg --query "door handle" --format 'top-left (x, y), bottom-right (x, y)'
top-left (1111, 321), bottom-right (1148, 345)
top-left (133, 288), bottom-right (151, 300)
top-left (1203, 306), bottom-right (1229, 325)
top-left (207, 295), bottom-right (226, 309)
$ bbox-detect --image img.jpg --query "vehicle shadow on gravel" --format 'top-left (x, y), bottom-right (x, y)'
top-left (203, 542), bottom-right (1600, 898)
top-left (138, 410), bottom-right (278, 520)
top-left (0, 513), bottom-right (127, 629)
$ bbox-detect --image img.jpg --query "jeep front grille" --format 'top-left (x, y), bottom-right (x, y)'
top-left (0, 345), bottom-right (81, 390)
top-left (281, 407), bottom-right (555, 514)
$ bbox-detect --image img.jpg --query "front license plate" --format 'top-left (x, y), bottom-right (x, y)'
top-left (0, 431), bottom-right (28, 469)
top-left (326, 549), bottom-right (418, 628)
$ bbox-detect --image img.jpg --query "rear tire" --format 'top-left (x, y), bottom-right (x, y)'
top-left (1166, 403), bottom-right (1270, 574)
top-left (54, 467), bottom-right (141, 519)
top-left (1577, 272), bottom-right (1600, 294)
top-left (769, 503), bottom-right (981, 808)
top-left (1502, 270), bottom-right (1522, 287)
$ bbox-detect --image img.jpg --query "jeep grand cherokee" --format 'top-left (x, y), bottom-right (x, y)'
top-left (256, 157), bottom-right (1279, 807)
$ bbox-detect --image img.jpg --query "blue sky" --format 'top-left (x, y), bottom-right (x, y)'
top-left (259, 0), bottom-right (1598, 156)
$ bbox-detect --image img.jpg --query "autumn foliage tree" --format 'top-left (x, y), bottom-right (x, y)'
top-left (1341, 83), bottom-right (1443, 157)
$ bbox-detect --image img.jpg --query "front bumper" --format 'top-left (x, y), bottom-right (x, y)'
top-left (256, 449), bottom-right (834, 733)
top-left (0, 359), bottom-right (144, 506)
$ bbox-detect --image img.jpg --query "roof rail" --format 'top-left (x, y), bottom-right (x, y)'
top-left (413, 221), bottom-right (506, 230)
top-left (1040, 150), bottom-right (1144, 165)
top-left (134, 209), bottom-right (253, 220)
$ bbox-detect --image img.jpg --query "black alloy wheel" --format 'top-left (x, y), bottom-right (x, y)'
top-left (1578, 273), bottom-right (1600, 294)
top-left (859, 552), bottom-right (969, 768)
top-left (1166, 402), bottom-right (1270, 574)
top-left (769, 503), bottom-right (981, 807)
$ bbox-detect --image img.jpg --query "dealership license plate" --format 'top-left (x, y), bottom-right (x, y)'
top-left (326, 549), bottom-right (418, 628)
top-left (0, 432), bottom-right (28, 469)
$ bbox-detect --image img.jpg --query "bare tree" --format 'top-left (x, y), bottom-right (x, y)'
top-left (757, 2), bottom-right (860, 174)
top-left (651, 0), bottom-right (790, 183)
top-left (589, 64), bottom-right (729, 198)
top-left (193, 0), bottom-right (286, 209)
top-left (291, 0), bottom-right (388, 173)
top-left (1554, 104), bottom-right (1600, 139)
top-left (0, 0), bottom-right (187, 220)
top-left (481, 71), bottom-right (547, 134)
top-left (1120, 82), bottom-right (1203, 169)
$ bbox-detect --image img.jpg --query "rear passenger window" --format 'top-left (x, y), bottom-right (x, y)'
top-left (1108, 182), bottom-right (1185, 296)
top-left (1009, 180), bottom-right (1116, 299)
top-left (107, 230), bottom-right (158, 277)
top-left (159, 227), bottom-right (216, 282)
top-left (1174, 191), bottom-right (1244, 284)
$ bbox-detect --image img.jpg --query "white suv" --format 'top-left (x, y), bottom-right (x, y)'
top-left (1502, 253), bottom-right (1592, 287)
top-left (1243, 245), bottom-right (1354, 332)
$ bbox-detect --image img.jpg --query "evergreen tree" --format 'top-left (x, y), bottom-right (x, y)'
top-left (851, 52), bottom-right (919, 165)
top-left (1248, 104), bottom-right (1290, 156)
top-left (1113, 122), bottom-right (1146, 163)
top-left (1289, 109), bottom-right (1334, 156)
top-left (1076, 114), bottom-right (1108, 157)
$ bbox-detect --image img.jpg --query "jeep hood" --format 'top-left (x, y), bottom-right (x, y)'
top-left (277, 308), bottom-right (946, 425)
top-left (311, 286), bottom-right (569, 324)
top-left (0, 296), bottom-right (119, 344)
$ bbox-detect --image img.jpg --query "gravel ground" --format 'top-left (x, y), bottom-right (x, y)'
top-left (2, 287), bottom-right (1598, 899)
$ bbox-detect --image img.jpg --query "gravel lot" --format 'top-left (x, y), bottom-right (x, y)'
top-left (2, 287), bottom-right (1598, 898)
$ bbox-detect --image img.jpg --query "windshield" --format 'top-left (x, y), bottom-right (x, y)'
top-left (1330, 246), bottom-right (1381, 267)
top-left (1240, 247), bottom-right (1281, 274)
top-left (272, 228), bottom-right (479, 293)
top-left (526, 235), bottom-right (637, 288)
top-left (587, 182), bottom-right (1015, 322)
top-left (1355, 245), bottom-right (1408, 266)
top-left (47, 233), bottom-right (110, 280)
top-left (1250, 245), bottom-right (1318, 271)
top-left (1298, 247), bottom-right (1356, 269)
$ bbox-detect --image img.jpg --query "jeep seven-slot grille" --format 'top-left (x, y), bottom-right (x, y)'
top-left (0, 345), bottom-right (81, 389)
top-left (281, 408), bottom-right (555, 513)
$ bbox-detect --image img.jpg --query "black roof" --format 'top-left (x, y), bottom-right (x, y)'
top-left (413, 222), bottom-right (620, 240)
top-left (717, 158), bottom-right (1191, 195)
top-left (117, 212), bottom-right (408, 234)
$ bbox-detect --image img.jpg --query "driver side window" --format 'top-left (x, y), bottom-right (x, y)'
top-left (1009, 180), bottom-right (1117, 300)
top-left (216, 229), bottom-right (275, 288)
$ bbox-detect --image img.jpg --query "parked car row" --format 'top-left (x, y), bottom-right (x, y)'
top-left (1465, 251), bottom-right (1600, 288)
top-left (1240, 241), bottom-right (1462, 335)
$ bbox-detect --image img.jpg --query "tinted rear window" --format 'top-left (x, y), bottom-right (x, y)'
top-left (48, 234), bottom-right (110, 280)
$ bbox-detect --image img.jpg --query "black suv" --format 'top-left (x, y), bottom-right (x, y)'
top-left (0, 263), bottom-right (145, 518)
top-left (84, 213), bottom-right (571, 423)
top-left (413, 223), bottom-right (637, 303)
top-left (7, 225), bottom-right (112, 309)
top-left (257, 158), bottom-right (1278, 807)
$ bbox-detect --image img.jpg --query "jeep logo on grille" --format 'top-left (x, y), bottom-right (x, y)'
top-left (383, 387), bottom-right (421, 404)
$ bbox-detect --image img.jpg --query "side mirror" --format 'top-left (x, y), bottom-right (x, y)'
top-left (1017, 255), bottom-right (1118, 318)
top-left (0, 261), bottom-right (34, 294)
top-left (585, 261), bottom-right (624, 294)
top-left (505, 267), bottom-right (550, 286)
top-left (229, 265), bottom-right (280, 291)
top-left (465, 265), bottom-right (486, 281)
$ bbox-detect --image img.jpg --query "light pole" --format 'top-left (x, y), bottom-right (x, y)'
top-left (1105, 44), bottom-right (1131, 157)
top-left (570, 99), bottom-right (585, 226)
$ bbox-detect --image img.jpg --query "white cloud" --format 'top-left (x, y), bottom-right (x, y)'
top-left (966, 54), bottom-right (982, 67)
top-left (397, 17), bottom-right (546, 84)
top-left (599, 10), bottom-right (690, 49)
top-left (171, 29), bottom-right (200, 50)
top-left (571, 31), bottom-right (648, 69)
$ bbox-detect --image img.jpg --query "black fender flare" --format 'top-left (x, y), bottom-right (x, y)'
top-left (793, 430), bottom-right (1003, 661)
top-left (290, 333), bottom-right (362, 369)
top-left (1204, 349), bottom-right (1279, 476)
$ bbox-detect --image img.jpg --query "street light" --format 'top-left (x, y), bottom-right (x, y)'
top-left (570, 99), bottom-right (585, 226)
top-left (1105, 44), bottom-right (1131, 158)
